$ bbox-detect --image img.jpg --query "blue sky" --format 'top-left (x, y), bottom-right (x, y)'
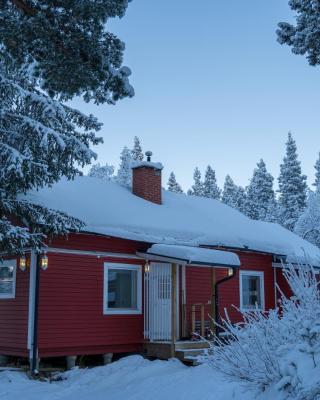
top-left (74, 0), bottom-right (320, 191)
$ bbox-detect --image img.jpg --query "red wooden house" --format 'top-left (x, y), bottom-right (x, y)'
top-left (0, 156), bottom-right (319, 370)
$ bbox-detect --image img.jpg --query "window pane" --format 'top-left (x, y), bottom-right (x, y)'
top-left (242, 275), bottom-right (261, 309)
top-left (0, 265), bottom-right (14, 296)
top-left (108, 269), bottom-right (137, 309)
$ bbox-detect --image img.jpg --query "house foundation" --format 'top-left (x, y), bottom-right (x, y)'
top-left (103, 353), bottom-right (113, 365)
top-left (66, 355), bottom-right (77, 370)
top-left (0, 355), bottom-right (8, 367)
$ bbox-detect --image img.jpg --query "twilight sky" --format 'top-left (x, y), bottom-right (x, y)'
top-left (74, 0), bottom-right (320, 191)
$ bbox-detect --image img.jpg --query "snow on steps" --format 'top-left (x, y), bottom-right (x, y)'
top-left (144, 340), bottom-right (210, 366)
top-left (175, 341), bottom-right (211, 366)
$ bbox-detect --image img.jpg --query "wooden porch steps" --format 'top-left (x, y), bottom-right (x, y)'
top-left (175, 341), bottom-right (210, 365)
top-left (143, 340), bottom-right (211, 366)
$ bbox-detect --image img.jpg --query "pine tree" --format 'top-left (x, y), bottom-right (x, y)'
top-left (88, 163), bottom-right (115, 181)
top-left (295, 189), bottom-right (320, 248)
top-left (313, 152), bottom-right (320, 188)
top-left (116, 147), bottom-right (132, 187)
top-left (203, 165), bottom-right (221, 200)
top-left (0, 2), bottom-right (133, 254)
top-left (0, 1), bottom-right (134, 103)
top-left (131, 136), bottom-right (144, 162)
top-left (278, 133), bottom-right (308, 231)
top-left (222, 175), bottom-right (247, 214)
top-left (245, 159), bottom-right (275, 221)
top-left (0, 51), bottom-right (102, 255)
top-left (277, 1), bottom-right (320, 67)
top-left (188, 167), bottom-right (204, 197)
top-left (167, 172), bottom-right (183, 193)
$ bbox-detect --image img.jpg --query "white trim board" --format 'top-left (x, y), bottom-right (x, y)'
top-left (27, 251), bottom-right (37, 353)
top-left (239, 270), bottom-right (265, 311)
top-left (45, 247), bottom-right (142, 260)
top-left (103, 263), bottom-right (142, 315)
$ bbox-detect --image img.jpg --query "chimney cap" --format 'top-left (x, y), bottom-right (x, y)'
top-left (131, 150), bottom-right (163, 171)
top-left (145, 151), bottom-right (152, 162)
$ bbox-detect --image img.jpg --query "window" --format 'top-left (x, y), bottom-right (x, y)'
top-left (103, 263), bottom-right (142, 314)
top-left (0, 260), bottom-right (16, 299)
top-left (240, 271), bottom-right (264, 311)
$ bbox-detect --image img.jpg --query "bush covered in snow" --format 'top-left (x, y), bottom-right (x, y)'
top-left (208, 264), bottom-right (320, 399)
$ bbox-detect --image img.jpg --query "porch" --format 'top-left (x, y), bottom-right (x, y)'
top-left (138, 244), bottom-right (240, 362)
top-left (143, 340), bottom-right (210, 365)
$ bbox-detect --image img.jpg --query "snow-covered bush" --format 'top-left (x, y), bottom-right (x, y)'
top-left (208, 264), bottom-right (320, 398)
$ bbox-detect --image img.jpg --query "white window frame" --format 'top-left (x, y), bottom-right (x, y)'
top-left (103, 263), bottom-right (142, 315)
top-left (0, 259), bottom-right (17, 300)
top-left (239, 270), bottom-right (265, 311)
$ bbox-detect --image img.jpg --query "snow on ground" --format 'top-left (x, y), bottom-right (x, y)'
top-left (0, 356), bottom-right (282, 400)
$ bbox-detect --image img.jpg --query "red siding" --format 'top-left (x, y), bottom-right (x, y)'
top-left (186, 252), bottom-right (276, 328)
top-left (48, 233), bottom-right (148, 254)
top-left (0, 230), bottom-right (289, 358)
top-left (219, 252), bottom-right (275, 322)
top-left (0, 257), bottom-right (29, 357)
top-left (38, 246), bottom-right (145, 357)
top-left (276, 268), bottom-right (291, 302)
top-left (185, 267), bottom-right (213, 332)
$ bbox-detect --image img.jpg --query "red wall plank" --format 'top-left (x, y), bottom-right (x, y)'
top-left (0, 231), bottom-right (296, 359)
top-left (185, 252), bottom-right (276, 331)
top-left (38, 246), bottom-right (145, 357)
top-left (0, 257), bottom-right (29, 357)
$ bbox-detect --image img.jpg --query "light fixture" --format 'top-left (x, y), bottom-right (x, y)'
top-left (40, 254), bottom-right (48, 270)
top-left (228, 267), bottom-right (234, 277)
top-left (19, 255), bottom-right (27, 271)
top-left (144, 261), bottom-right (150, 273)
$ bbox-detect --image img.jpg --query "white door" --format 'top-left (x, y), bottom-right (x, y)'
top-left (144, 263), bottom-right (172, 341)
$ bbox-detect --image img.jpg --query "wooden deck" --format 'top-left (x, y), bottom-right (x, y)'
top-left (143, 340), bottom-right (211, 365)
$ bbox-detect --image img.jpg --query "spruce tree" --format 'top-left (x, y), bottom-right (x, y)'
top-left (167, 172), bottom-right (183, 193)
top-left (245, 159), bottom-right (275, 221)
top-left (88, 163), bottom-right (115, 181)
top-left (203, 165), bottom-right (221, 200)
top-left (314, 153), bottom-right (320, 188)
top-left (222, 175), bottom-right (247, 214)
top-left (295, 189), bottom-right (320, 248)
top-left (278, 133), bottom-right (308, 231)
top-left (235, 186), bottom-right (248, 215)
top-left (222, 175), bottom-right (238, 207)
top-left (131, 136), bottom-right (144, 162)
top-left (188, 167), bottom-right (204, 197)
top-left (116, 146), bottom-right (132, 187)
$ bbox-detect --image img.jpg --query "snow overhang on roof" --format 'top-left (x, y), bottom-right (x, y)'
top-left (131, 161), bottom-right (164, 170)
top-left (137, 244), bottom-right (240, 268)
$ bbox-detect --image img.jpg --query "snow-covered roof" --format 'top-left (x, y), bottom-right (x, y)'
top-left (144, 244), bottom-right (240, 267)
top-left (132, 161), bottom-right (163, 170)
top-left (25, 176), bottom-right (320, 266)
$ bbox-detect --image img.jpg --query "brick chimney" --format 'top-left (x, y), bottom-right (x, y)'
top-left (132, 151), bottom-right (163, 205)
